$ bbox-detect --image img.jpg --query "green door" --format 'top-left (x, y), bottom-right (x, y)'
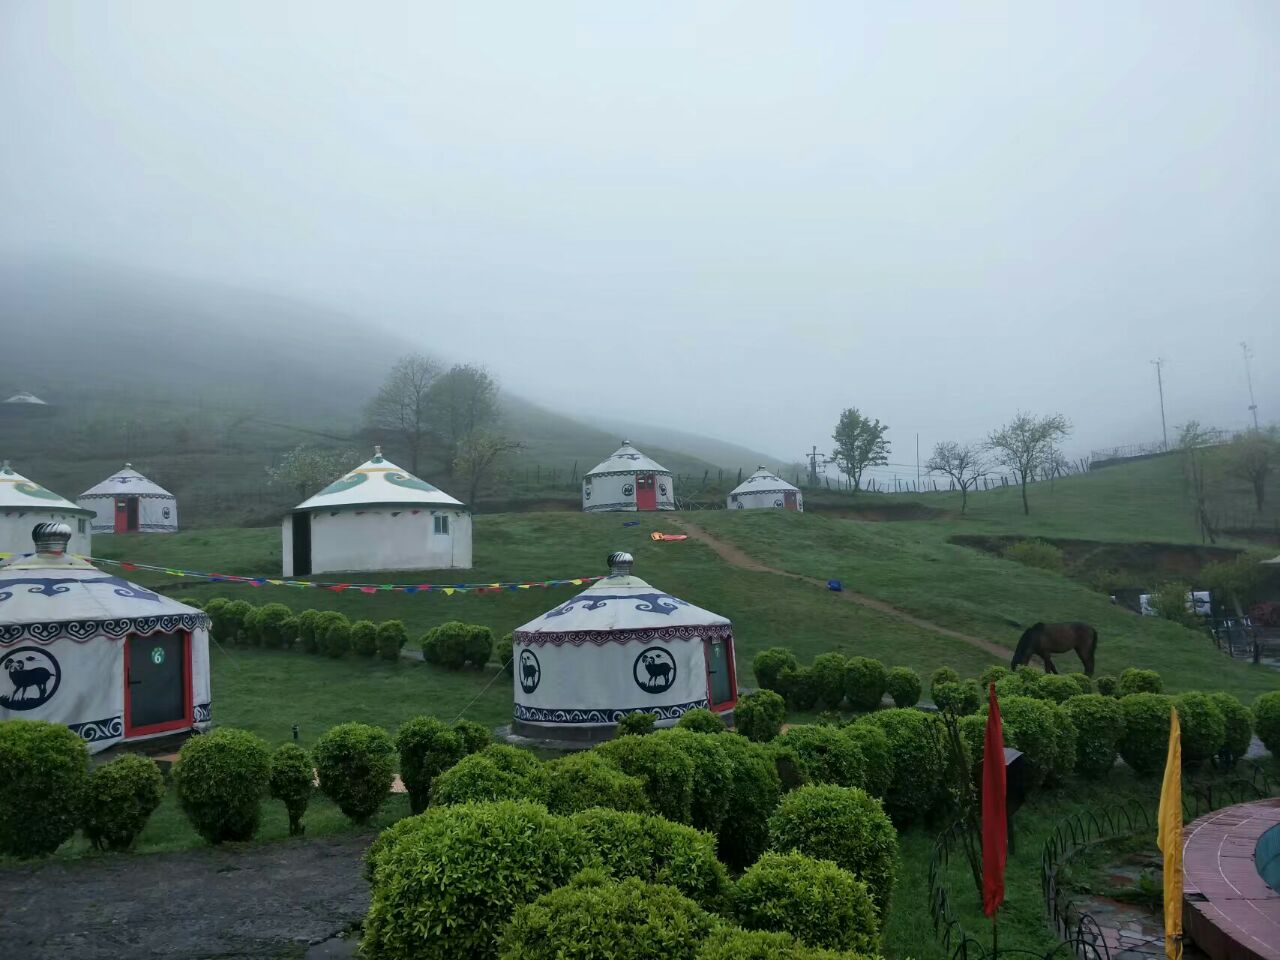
top-left (705, 637), bottom-right (734, 706)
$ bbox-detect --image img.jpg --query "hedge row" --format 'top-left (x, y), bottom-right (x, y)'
top-left (752, 648), bottom-right (920, 712)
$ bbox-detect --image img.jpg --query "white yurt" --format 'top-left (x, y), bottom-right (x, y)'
top-left (0, 522), bottom-right (211, 753)
top-left (582, 441), bottom-right (675, 513)
top-left (512, 551), bottom-right (737, 741)
top-left (0, 460), bottom-right (93, 559)
top-left (727, 466), bottom-right (804, 512)
top-left (282, 447), bottom-right (472, 576)
top-left (78, 463), bottom-right (179, 535)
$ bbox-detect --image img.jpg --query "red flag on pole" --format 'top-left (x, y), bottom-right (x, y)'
top-left (982, 682), bottom-right (1008, 918)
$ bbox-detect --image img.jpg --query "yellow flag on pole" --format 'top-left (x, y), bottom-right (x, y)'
top-left (1157, 706), bottom-right (1183, 960)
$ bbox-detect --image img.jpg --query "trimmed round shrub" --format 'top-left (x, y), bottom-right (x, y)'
top-left (350, 619), bottom-right (379, 657)
top-left (81, 753), bottom-right (166, 852)
top-left (843, 657), bottom-right (887, 712)
top-left (571, 807), bottom-right (731, 909)
top-left (617, 712), bottom-right (657, 736)
top-left (774, 724), bottom-right (864, 789)
top-left (269, 743), bottom-right (314, 836)
top-left (1209, 692), bottom-right (1254, 763)
top-left (733, 851), bottom-right (879, 952)
top-left (296, 609), bottom-right (323, 654)
top-left (422, 620), bottom-right (492, 669)
top-left (433, 745), bottom-right (546, 806)
top-left (929, 666), bottom-right (960, 702)
top-left (697, 927), bottom-right (873, 959)
top-left (768, 784), bottom-right (898, 914)
top-left (736, 690), bottom-right (787, 743)
top-left (500, 632), bottom-right (515, 677)
top-left (994, 668), bottom-right (1044, 700)
top-left (1067, 673), bottom-right (1093, 695)
top-left (1118, 667), bottom-right (1163, 697)
top-left (453, 719), bottom-right (493, 755)
top-left (716, 733), bottom-right (783, 871)
top-left (1175, 692), bottom-right (1226, 770)
top-left (932, 679), bottom-right (981, 716)
top-left (362, 800), bottom-right (596, 960)
top-left (1061, 694), bottom-right (1123, 778)
top-left (754, 647), bottom-right (800, 693)
top-left (957, 713), bottom-right (987, 769)
top-left (216, 599), bottom-right (254, 646)
top-left (174, 727), bottom-right (271, 844)
top-left (884, 666), bottom-right (921, 708)
top-left (252, 602), bottom-right (296, 648)
top-left (678, 708), bottom-right (728, 734)
top-left (978, 665), bottom-right (1010, 689)
top-left (322, 616), bottom-right (352, 658)
top-left (311, 610), bottom-right (347, 655)
top-left (395, 715), bottom-right (465, 814)
top-left (1253, 691), bottom-right (1280, 756)
top-left (811, 652), bottom-right (848, 708)
top-left (313, 722), bottom-right (396, 823)
top-left (1037, 674), bottom-right (1082, 704)
top-left (498, 874), bottom-right (717, 960)
top-left (596, 734), bottom-right (696, 824)
top-left (859, 709), bottom-right (946, 824)
top-left (1095, 674), bottom-right (1119, 697)
top-left (990, 695), bottom-right (1075, 788)
top-left (543, 751), bottom-right (651, 815)
top-left (653, 729), bottom-right (733, 833)
top-left (1118, 693), bottom-right (1174, 777)
top-left (376, 619), bottom-right (409, 661)
top-left (0, 719), bottom-right (89, 858)
top-left (843, 723), bottom-right (894, 800)
top-left (201, 596), bottom-right (229, 618)
top-left (778, 666), bottom-right (819, 711)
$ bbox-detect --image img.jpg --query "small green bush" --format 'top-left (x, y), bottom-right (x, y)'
top-left (201, 597), bottom-right (229, 618)
top-left (733, 851), bottom-right (879, 953)
top-left (933, 679), bottom-right (981, 716)
top-left (978, 665), bottom-right (1010, 689)
top-left (1150, 581), bottom-right (1199, 628)
top-left (716, 733), bottom-right (783, 871)
top-left (174, 727), bottom-right (271, 844)
top-left (1253, 691), bottom-right (1280, 756)
top-left (350, 619), bottom-right (378, 657)
top-left (858, 709), bottom-right (946, 824)
top-left (1067, 673), bottom-right (1093, 694)
top-left (1118, 693), bottom-right (1174, 777)
top-left (362, 800), bottom-right (595, 960)
top-left (768, 784), bottom-right (898, 914)
top-left (422, 620), bottom-right (493, 669)
top-left (884, 666), bottom-right (921, 708)
top-left (678, 708), bottom-right (728, 733)
top-left (843, 723), bottom-right (894, 800)
top-left (778, 666), bottom-right (820, 711)
top-left (843, 657), bottom-right (887, 712)
top-left (252, 602), bottom-right (295, 649)
top-left (929, 667), bottom-right (960, 702)
top-left (500, 632), bottom-right (515, 676)
top-left (811, 652), bottom-right (848, 708)
top-left (269, 743), bottom-right (314, 836)
top-left (1175, 692), bottom-right (1226, 770)
top-left (1037, 674), bottom-right (1081, 704)
top-left (697, 927), bottom-right (874, 959)
top-left (735, 690), bottom-right (787, 742)
top-left (1209, 693), bottom-right (1254, 763)
top-left (0, 719), bottom-right (89, 858)
top-left (1003, 539), bottom-right (1064, 572)
top-left (395, 715), bottom-right (465, 814)
top-left (616, 711), bottom-right (656, 735)
top-left (989, 695), bottom-right (1075, 788)
top-left (453, 719), bottom-right (493, 754)
top-left (1061, 694), bottom-right (1123, 779)
top-left (214, 599), bottom-right (254, 646)
top-left (322, 616), bottom-right (352, 658)
top-left (313, 722), bottom-right (396, 823)
top-left (596, 734), bottom-right (696, 824)
top-left (80, 753), bottom-right (166, 852)
top-left (433, 744), bottom-right (546, 806)
top-left (653, 729), bottom-right (734, 833)
top-left (543, 751), bottom-right (651, 815)
top-left (1095, 674), bottom-right (1119, 697)
top-left (376, 619), bottom-right (409, 661)
top-left (295, 609), bottom-right (323, 654)
top-left (994, 668), bottom-right (1044, 700)
top-left (754, 647), bottom-right (800, 693)
top-left (1118, 668), bottom-right (1163, 697)
top-left (774, 724), bottom-right (864, 789)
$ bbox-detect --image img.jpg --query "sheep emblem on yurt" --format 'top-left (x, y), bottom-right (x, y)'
top-left (727, 466), bottom-right (803, 512)
top-left (0, 460), bottom-right (93, 559)
top-left (0, 522), bottom-right (211, 752)
top-left (511, 551), bottom-right (737, 741)
top-left (582, 441), bottom-right (675, 512)
top-left (281, 447), bottom-right (472, 576)
top-left (78, 463), bottom-right (179, 534)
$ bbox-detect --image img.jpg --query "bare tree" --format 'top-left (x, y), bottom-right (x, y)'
top-left (267, 445), bottom-right (360, 501)
top-left (831, 407), bottom-right (890, 491)
top-left (925, 441), bottom-right (988, 514)
top-left (1176, 420), bottom-right (1219, 544)
top-left (1225, 427), bottom-right (1278, 513)
top-left (429, 364), bottom-right (499, 471)
top-left (454, 432), bottom-right (524, 506)
top-left (365, 354), bottom-right (440, 474)
top-left (985, 412), bottom-right (1071, 515)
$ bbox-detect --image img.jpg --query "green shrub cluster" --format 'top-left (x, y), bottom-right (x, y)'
top-left (678, 708), bottom-right (728, 733)
top-left (1255, 691), bottom-right (1280, 756)
top-left (774, 725), bottom-right (864, 789)
top-left (322, 615), bottom-right (353, 658)
top-left (174, 727), bottom-right (271, 844)
top-left (932, 679), bottom-right (981, 716)
top-left (884, 666), bottom-right (921, 708)
top-left (376, 619), bottom-right (409, 661)
top-left (350, 619), bottom-right (378, 657)
top-left (1210, 693), bottom-right (1254, 763)
top-left (811, 653), bottom-right (848, 708)
top-left (753, 647), bottom-right (800, 693)
top-left (1118, 668), bottom-right (1163, 697)
top-left (843, 723), bottom-right (894, 800)
top-left (313, 722), bottom-right (396, 823)
top-left (1118, 693), bottom-right (1174, 777)
top-left (733, 851), bottom-right (879, 953)
top-left (844, 657), bottom-right (888, 711)
top-left (1037, 674), bottom-right (1082, 704)
top-left (929, 667), bottom-right (961, 702)
top-left (251, 602), bottom-right (296, 648)
top-left (423, 620), bottom-right (495, 669)
top-left (618, 712), bottom-right (658, 736)
top-left (715, 733), bottom-right (784, 871)
top-left (81, 753), bottom-right (166, 852)
top-left (777, 666), bottom-right (820, 711)
top-left (1003, 539), bottom-right (1065, 571)
top-left (1095, 675), bottom-right (1119, 697)
top-left (990, 695), bottom-right (1075, 788)
top-left (1061, 694), bottom-right (1123, 778)
top-left (0, 720), bottom-right (90, 858)
top-left (978, 665), bottom-right (1010, 689)
top-left (433, 744), bottom-right (546, 806)
top-left (395, 715), bottom-right (466, 813)
top-left (269, 743), bottom-right (314, 836)
top-left (597, 734), bottom-right (697, 824)
top-left (735, 690), bottom-right (787, 742)
top-left (543, 751), bottom-right (651, 815)
top-left (858, 709), bottom-right (946, 824)
top-left (1174, 693), bottom-right (1226, 769)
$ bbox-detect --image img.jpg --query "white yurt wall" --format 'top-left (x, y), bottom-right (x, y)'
top-left (77, 464), bottom-right (179, 534)
top-left (0, 461), bottom-right (93, 558)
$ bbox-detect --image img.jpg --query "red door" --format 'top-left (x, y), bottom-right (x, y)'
top-left (784, 491), bottom-right (798, 511)
top-left (635, 474), bottom-right (657, 510)
top-left (114, 498), bottom-right (129, 533)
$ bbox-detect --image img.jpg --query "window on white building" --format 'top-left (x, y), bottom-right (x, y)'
top-left (433, 514), bottom-right (450, 536)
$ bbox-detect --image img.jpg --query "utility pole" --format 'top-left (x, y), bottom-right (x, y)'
top-left (915, 433), bottom-right (920, 488)
top-left (805, 446), bottom-right (826, 487)
top-left (1151, 359), bottom-right (1168, 450)
top-left (1241, 342), bottom-right (1260, 430)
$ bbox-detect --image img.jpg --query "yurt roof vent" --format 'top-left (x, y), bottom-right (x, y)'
top-left (33, 521), bottom-right (72, 556)
top-left (373, 445), bottom-right (383, 461)
top-left (607, 551), bottom-right (634, 577)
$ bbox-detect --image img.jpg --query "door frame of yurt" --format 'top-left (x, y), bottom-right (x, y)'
top-left (784, 491), bottom-right (798, 511)
top-left (701, 634), bottom-right (737, 712)
top-left (123, 631), bottom-right (194, 738)
top-left (635, 473), bottom-right (657, 510)
top-left (291, 511), bottom-right (312, 576)
top-left (114, 496), bottom-right (140, 533)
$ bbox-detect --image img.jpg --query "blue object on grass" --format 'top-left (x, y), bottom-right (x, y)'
top-left (827, 580), bottom-right (843, 592)
top-left (622, 521), bottom-right (641, 527)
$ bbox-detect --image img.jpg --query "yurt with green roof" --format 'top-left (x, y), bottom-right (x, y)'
top-left (0, 460), bottom-right (93, 559)
top-left (281, 447), bottom-right (471, 576)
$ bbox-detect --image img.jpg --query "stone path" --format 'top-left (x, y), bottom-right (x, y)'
top-left (0, 833), bottom-right (373, 960)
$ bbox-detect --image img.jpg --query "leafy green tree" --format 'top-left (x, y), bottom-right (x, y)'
top-left (267, 445), bottom-right (360, 501)
top-left (430, 363), bottom-right (500, 469)
top-left (365, 353), bottom-right (441, 474)
top-left (830, 408), bottom-right (889, 491)
top-left (1225, 427), bottom-right (1278, 513)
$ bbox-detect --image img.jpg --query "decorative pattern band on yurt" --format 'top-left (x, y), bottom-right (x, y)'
top-left (512, 552), bottom-right (737, 741)
top-left (582, 441), bottom-right (676, 513)
top-left (0, 460), bottom-right (93, 559)
top-left (0, 523), bottom-right (211, 754)
top-left (726, 466), bottom-right (803, 512)
top-left (78, 463), bottom-right (179, 534)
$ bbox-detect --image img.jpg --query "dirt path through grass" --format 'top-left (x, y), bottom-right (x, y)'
top-left (670, 516), bottom-right (1009, 660)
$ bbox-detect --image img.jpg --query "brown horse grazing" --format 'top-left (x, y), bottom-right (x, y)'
top-left (1011, 622), bottom-right (1097, 676)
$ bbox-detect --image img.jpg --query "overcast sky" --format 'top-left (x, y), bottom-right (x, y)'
top-left (3, 2), bottom-right (1276, 473)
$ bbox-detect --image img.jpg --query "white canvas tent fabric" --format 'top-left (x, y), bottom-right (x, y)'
top-left (0, 461), bottom-right (92, 558)
top-left (512, 553), bottom-right (736, 739)
top-left (582, 441), bottom-right (675, 512)
top-left (78, 464), bottom-right (178, 534)
top-left (727, 466), bottom-right (804, 512)
top-left (0, 525), bottom-right (211, 753)
top-left (2, 392), bottom-right (47, 405)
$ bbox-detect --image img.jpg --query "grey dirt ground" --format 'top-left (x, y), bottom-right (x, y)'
top-left (0, 833), bottom-right (373, 960)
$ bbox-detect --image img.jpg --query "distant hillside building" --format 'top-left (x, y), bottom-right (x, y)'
top-left (281, 447), bottom-right (471, 576)
top-left (78, 464), bottom-right (178, 534)
top-left (0, 391), bottom-right (54, 418)
top-left (583, 441), bottom-right (675, 512)
top-left (0, 461), bottom-right (93, 559)
top-left (727, 466), bottom-right (803, 512)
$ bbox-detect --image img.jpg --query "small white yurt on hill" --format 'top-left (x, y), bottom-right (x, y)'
top-left (282, 447), bottom-right (472, 576)
top-left (512, 551), bottom-right (737, 741)
top-left (0, 461), bottom-right (93, 559)
top-left (582, 441), bottom-right (675, 513)
top-left (727, 466), bottom-right (803, 512)
top-left (0, 522), bottom-right (211, 753)
top-left (78, 464), bottom-right (178, 534)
